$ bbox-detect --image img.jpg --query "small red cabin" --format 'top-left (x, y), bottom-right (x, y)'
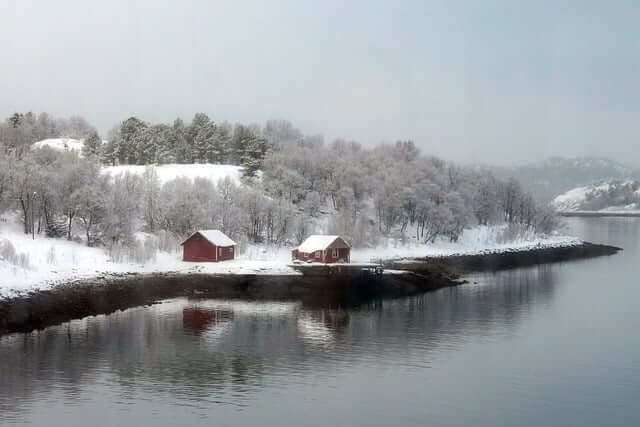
top-left (181, 230), bottom-right (236, 262)
top-left (291, 235), bottom-right (351, 264)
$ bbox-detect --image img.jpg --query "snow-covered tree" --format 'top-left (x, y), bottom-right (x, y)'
top-left (82, 131), bottom-right (102, 159)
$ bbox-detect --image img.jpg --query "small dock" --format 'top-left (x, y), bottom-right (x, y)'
top-left (288, 262), bottom-right (384, 277)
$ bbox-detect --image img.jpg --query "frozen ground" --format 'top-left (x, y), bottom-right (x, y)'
top-left (0, 216), bottom-right (580, 299)
top-left (101, 164), bottom-right (245, 185)
top-left (32, 138), bottom-right (84, 154)
top-left (351, 225), bottom-right (581, 262)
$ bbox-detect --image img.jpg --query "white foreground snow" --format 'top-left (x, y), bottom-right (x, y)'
top-left (0, 213), bottom-right (295, 298)
top-left (0, 216), bottom-right (581, 299)
top-left (102, 164), bottom-right (245, 185)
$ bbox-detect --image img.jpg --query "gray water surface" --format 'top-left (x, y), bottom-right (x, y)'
top-left (1, 218), bottom-right (639, 426)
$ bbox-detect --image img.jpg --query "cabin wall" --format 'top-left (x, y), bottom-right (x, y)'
top-left (183, 236), bottom-right (217, 262)
top-left (216, 246), bottom-right (235, 261)
top-left (324, 247), bottom-right (350, 263)
top-left (292, 247), bottom-right (350, 263)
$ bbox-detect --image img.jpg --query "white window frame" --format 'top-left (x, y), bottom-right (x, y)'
top-left (315, 250), bottom-right (321, 258)
top-left (332, 248), bottom-right (338, 258)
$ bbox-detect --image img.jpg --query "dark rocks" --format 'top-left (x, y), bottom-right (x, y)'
top-left (0, 241), bottom-right (622, 336)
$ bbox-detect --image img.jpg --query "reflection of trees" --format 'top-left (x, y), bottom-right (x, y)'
top-left (0, 265), bottom-right (558, 419)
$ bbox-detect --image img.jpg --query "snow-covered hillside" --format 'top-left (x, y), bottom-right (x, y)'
top-left (30, 138), bottom-right (246, 186)
top-left (551, 180), bottom-right (640, 212)
top-left (32, 138), bottom-right (83, 154)
top-left (490, 156), bottom-right (637, 202)
top-left (102, 164), bottom-right (245, 185)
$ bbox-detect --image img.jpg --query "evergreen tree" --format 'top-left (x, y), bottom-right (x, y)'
top-left (82, 131), bottom-right (102, 159)
top-left (189, 113), bottom-right (214, 163)
top-left (119, 117), bottom-right (147, 164)
top-left (101, 139), bottom-right (117, 165)
top-left (209, 121), bottom-right (232, 163)
top-left (172, 118), bottom-right (190, 163)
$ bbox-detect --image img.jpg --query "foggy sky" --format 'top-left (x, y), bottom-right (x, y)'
top-left (1, 0), bottom-right (638, 166)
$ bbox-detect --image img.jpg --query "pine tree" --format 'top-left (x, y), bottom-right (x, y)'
top-left (189, 113), bottom-right (214, 163)
top-left (119, 117), bottom-right (147, 164)
top-left (82, 131), bottom-right (102, 159)
top-left (209, 122), bottom-right (231, 163)
top-left (172, 118), bottom-right (190, 163)
top-left (101, 139), bottom-right (117, 165)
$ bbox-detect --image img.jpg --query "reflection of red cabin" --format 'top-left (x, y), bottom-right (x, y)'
top-left (181, 230), bottom-right (236, 262)
top-left (182, 307), bottom-right (234, 332)
top-left (291, 235), bottom-right (351, 263)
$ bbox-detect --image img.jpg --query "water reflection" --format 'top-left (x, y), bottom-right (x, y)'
top-left (0, 263), bottom-right (557, 422)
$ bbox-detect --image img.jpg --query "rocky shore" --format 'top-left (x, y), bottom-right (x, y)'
top-left (0, 241), bottom-right (622, 335)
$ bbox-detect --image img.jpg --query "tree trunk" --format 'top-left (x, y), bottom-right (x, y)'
top-left (20, 199), bottom-right (29, 234)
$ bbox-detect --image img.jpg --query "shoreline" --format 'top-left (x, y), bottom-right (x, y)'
top-left (559, 211), bottom-right (640, 218)
top-left (0, 241), bottom-right (622, 335)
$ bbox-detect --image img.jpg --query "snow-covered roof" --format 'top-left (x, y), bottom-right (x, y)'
top-left (182, 230), bottom-right (236, 247)
top-left (295, 235), bottom-right (350, 253)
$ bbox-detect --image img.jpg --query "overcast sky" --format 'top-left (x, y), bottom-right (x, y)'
top-left (1, 0), bottom-right (638, 165)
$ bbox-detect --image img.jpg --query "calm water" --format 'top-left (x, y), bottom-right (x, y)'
top-left (1, 218), bottom-right (639, 426)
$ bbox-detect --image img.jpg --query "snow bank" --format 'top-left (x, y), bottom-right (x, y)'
top-left (0, 216), bottom-right (580, 300)
top-left (32, 138), bottom-right (84, 154)
top-left (351, 225), bottom-right (581, 262)
top-left (101, 163), bottom-right (245, 185)
top-left (0, 214), bottom-right (295, 298)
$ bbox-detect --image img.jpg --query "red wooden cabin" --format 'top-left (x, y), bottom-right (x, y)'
top-left (291, 235), bottom-right (351, 263)
top-left (181, 230), bottom-right (236, 262)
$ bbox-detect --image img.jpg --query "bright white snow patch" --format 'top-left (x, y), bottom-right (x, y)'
top-left (32, 138), bottom-right (84, 154)
top-left (0, 213), bottom-right (297, 298)
top-left (102, 164), bottom-right (245, 185)
top-left (351, 225), bottom-right (581, 262)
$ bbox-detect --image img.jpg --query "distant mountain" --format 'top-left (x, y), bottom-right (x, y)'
top-left (551, 179), bottom-right (640, 212)
top-left (490, 157), bottom-right (638, 202)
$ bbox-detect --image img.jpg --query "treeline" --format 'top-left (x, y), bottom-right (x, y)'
top-left (0, 111), bottom-right (97, 157)
top-left (98, 114), bottom-right (288, 178)
top-left (0, 147), bottom-right (295, 251)
top-left (0, 111), bottom-right (559, 253)
top-left (261, 140), bottom-right (558, 246)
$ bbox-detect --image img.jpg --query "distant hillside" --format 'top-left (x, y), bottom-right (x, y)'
top-left (491, 157), bottom-right (637, 202)
top-left (551, 179), bottom-right (640, 212)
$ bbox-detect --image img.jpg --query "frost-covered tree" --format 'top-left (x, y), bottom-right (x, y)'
top-left (141, 167), bottom-right (162, 232)
top-left (102, 172), bottom-right (142, 247)
top-left (82, 131), bottom-right (102, 159)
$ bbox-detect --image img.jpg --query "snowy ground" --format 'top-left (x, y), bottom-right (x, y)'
top-left (32, 138), bottom-right (84, 154)
top-left (0, 216), bottom-right (581, 299)
top-left (351, 225), bottom-right (581, 262)
top-left (101, 164), bottom-right (245, 185)
top-left (0, 214), bottom-right (296, 298)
